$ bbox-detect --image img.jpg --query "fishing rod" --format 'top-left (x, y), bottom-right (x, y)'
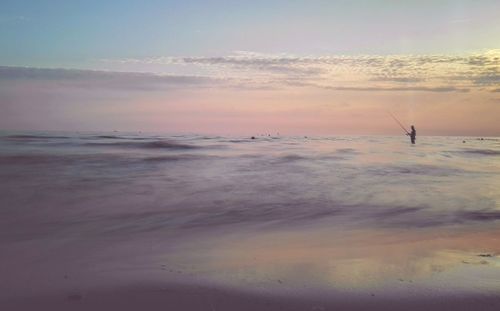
top-left (387, 111), bottom-right (410, 135)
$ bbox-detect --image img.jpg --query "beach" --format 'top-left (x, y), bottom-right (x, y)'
top-left (1, 132), bottom-right (499, 310)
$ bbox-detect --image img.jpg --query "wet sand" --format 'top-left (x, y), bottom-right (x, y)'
top-left (2, 282), bottom-right (500, 311)
top-left (1, 224), bottom-right (499, 310)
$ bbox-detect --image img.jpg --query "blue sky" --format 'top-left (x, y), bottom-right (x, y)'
top-left (1, 0), bottom-right (499, 68)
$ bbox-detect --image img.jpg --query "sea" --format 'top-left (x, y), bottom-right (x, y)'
top-left (1, 131), bottom-right (499, 301)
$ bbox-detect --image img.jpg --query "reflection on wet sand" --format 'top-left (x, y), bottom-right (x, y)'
top-left (176, 224), bottom-right (500, 294)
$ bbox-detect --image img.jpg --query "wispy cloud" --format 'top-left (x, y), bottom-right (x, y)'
top-left (1, 50), bottom-right (497, 94)
top-left (103, 49), bottom-right (500, 92)
top-left (291, 83), bottom-right (469, 93)
top-left (0, 66), bottom-right (225, 91)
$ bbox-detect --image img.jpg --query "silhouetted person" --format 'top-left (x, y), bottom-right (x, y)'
top-left (406, 125), bottom-right (416, 144)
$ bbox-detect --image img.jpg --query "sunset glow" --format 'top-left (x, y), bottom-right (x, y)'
top-left (1, 0), bottom-right (499, 135)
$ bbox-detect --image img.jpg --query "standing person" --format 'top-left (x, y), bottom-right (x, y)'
top-left (407, 125), bottom-right (416, 144)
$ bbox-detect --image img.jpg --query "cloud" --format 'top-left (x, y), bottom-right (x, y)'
top-left (323, 86), bottom-right (469, 93)
top-left (103, 49), bottom-right (500, 93)
top-left (2, 50), bottom-right (497, 94)
top-left (474, 73), bottom-right (500, 86)
top-left (0, 66), bottom-right (225, 91)
top-left (285, 81), bottom-right (469, 93)
top-left (369, 77), bottom-right (424, 83)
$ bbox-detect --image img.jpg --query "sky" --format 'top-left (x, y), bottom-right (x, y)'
top-left (1, 0), bottom-right (499, 136)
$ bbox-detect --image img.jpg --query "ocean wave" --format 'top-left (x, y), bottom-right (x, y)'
top-left (88, 135), bottom-right (153, 140)
top-left (93, 135), bottom-right (126, 139)
top-left (335, 148), bottom-right (359, 154)
top-left (366, 164), bottom-right (466, 176)
top-left (0, 153), bottom-right (136, 166)
top-left (276, 154), bottom-right (308, 162)
top-left (0, 151), bottom-right (214, 167)
top-left (84, 140), bottom-right (201, 150)
top-left (2, 133), bottom-right (499, 240)
top-left (461, 149), bottom-right (500, 156)
top-left (4, 134), bottom-right (71, 140)
top-left (66, 203), bottom-right (500, 235)
top-left (387, 209), bottom-right (500, 228)
top-left (143, 154), bottom-right (215, 162)
top-left (456, 209), bottom-right (500, 221)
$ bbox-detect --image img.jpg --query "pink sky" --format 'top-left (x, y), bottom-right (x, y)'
top-left (1, 50), bottom-right (499, 136)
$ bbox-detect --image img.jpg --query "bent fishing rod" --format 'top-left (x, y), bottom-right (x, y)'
top-left (387, 112), bottom-right (410, 135)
